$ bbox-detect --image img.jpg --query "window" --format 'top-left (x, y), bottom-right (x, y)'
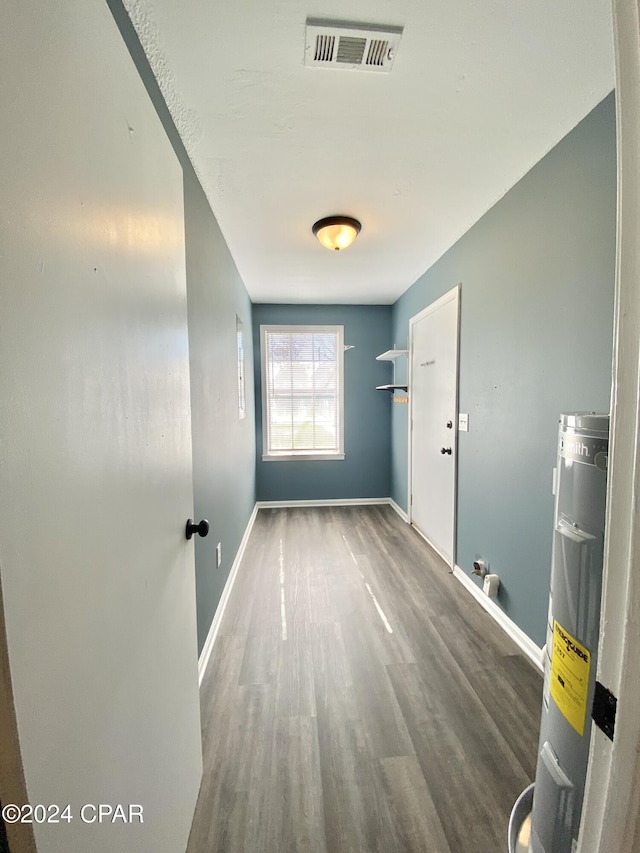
top-left (261, 325), bottom-right (344, 461)
top-left (236, 315), bottom-right (246, 420)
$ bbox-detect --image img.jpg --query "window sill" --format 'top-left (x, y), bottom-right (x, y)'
top-left (262, 453), bottom-right (345, 463)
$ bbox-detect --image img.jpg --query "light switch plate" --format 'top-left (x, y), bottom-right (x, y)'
top-left (458, 413), bottom-right (469, 432)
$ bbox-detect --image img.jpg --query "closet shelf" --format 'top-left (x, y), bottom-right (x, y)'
top-left (376, 348), bottom-right (408, 394)
top-left (376, 384), bottom-right (409, 393)
top-left (376, 349), bottom-right (409, 361)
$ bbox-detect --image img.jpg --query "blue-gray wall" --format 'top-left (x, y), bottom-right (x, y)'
top-left (185, 175), bottom-right (256, 653)
top-left (391, 93), bottom-right (616, 646)
top-left (108, 0), bottom-right (256, 653)
top-left (253, 305), bottom-right (392, 501)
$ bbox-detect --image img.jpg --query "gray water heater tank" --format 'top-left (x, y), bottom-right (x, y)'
top-left (528, 412), bottom-right (609, 853)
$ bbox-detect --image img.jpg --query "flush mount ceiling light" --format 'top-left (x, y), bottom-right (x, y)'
top-left (312, 216), bottom-right (361, 251)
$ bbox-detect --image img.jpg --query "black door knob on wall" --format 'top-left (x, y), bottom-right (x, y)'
top-left (440, 447), bottom-right (452, 455)
top-left (185, 518), bottom-right (210, 540)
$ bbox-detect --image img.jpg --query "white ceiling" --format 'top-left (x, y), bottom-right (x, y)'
top-left (124, 0), bottom-right (615, 304)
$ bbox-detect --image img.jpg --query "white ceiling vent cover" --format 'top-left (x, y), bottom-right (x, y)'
top-left (304, 19), bottom-right (403, 73)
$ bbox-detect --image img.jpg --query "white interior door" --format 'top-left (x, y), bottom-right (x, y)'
top-left (0, 2), bottom-right (202, 852)
top-left (409, 287), bottom-right (460, 566)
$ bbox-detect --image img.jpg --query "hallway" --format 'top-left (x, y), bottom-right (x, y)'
top-left (187, 506), bottom-right (542, 853)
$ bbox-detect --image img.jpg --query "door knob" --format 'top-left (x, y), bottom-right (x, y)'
top-left (440, 447), bottom-right (452, 455)
top-left (446, 420), bottom-right (453, 429)
top-left (185, 518), bottom-right (210, 540)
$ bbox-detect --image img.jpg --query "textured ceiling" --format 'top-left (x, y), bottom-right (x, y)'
top-left (124, 0), bottom-right (614, 304)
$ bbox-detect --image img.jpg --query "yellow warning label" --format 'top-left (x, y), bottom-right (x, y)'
top-left (550, 620), bottom-right (591, 736)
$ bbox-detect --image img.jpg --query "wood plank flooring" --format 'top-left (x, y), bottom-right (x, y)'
top-left (187, 506), bottom-right (542, 853)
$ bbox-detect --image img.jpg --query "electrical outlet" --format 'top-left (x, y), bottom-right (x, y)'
top-left (216, 542), bottom-right (222, 568)
top-left (471, 559), bottom-right (488, 578)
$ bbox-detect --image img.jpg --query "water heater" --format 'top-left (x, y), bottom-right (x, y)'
top-left (510, 412), bottom-right (609, 853)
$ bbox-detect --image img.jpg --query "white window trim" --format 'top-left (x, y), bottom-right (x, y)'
top-left (260, 324), bottom-right (345, 462)
top-left (236, 315), bottom-right (246, 421)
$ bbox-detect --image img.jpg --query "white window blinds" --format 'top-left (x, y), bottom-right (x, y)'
top-left (261, 325), bottom-right (344, 459)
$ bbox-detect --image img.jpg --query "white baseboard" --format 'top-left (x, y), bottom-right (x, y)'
top-left (198, 503), bottom-right (259, 686)
top-left (388, 499), bottom-right (409, 523)
top-left (256, 497), bottom-right (390, 509)
top-left (452, 565), bottom-right (543, 672)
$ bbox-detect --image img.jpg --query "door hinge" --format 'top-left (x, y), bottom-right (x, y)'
top-left (592, 681), bottom-right (616, 741)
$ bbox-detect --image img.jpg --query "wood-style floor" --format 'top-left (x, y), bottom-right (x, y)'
top-left (187, 505), bottom-right (542, 853)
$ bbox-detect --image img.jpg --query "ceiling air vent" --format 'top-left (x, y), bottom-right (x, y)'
top-left (304, 19), bottom-right (403, 73)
